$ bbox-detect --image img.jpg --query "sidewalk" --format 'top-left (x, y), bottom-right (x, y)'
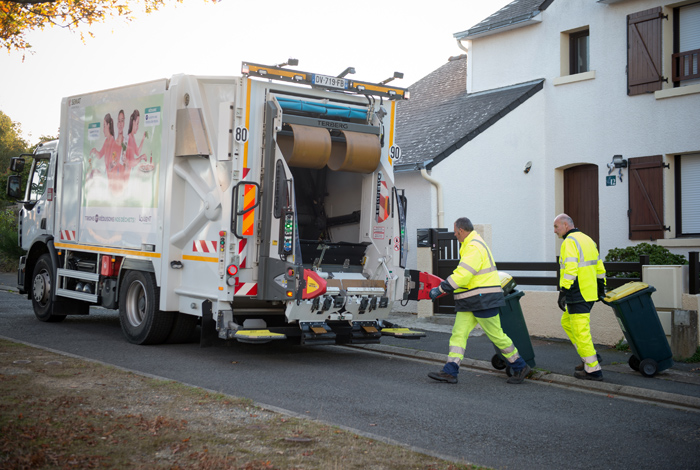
top-left (377, 311), bottom-right (700, 410)
top-left (2, 270), bottom-right (698, 409)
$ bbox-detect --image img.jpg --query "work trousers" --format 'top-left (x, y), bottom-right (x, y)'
top-left (445, 311), bottom-right (521, 375)
top-left (561, 310), bottom-right (601, 373)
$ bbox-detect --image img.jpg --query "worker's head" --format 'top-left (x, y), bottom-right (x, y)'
top-left (454, 217), bottom-right (473, 243)
top-left (553, 213), bottom-right (574, 238)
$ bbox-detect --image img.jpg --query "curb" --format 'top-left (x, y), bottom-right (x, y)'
top-left (349, 343), bottom-right (700, 411)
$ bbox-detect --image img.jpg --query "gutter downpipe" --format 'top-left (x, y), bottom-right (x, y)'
top-left (456, 38), bottom-right (468, 54)
top-left (420, 168), bottom-right (444, 228)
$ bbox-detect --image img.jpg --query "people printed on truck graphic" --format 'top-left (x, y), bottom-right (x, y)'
top-left (116, 109), bottom-right (126, 162)
top-left (84, 105), bottom-right (158, 202)
top-left (125, 109), bottom-right (148, 172)
top-left (88, 113), bottom-right (127, 195)
top-left (89, 113), bottom-right (116, 164)
top-left (87, 113), bottom-right (116, 181)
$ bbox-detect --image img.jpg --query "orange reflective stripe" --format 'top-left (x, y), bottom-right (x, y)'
top-left (242, 184), bottom-right (255, 236)
top-left (243, 184), bottom-right (256, 210)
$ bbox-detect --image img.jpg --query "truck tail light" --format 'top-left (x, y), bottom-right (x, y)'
top-left (227, 265), bottom-right (239, 276)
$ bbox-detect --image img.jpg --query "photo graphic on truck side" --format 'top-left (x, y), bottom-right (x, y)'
top-left (77, 93), bottom-right (164, 246)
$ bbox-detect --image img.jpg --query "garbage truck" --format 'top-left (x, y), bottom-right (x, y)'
top-left (6, 61), bottom-right (428, 347)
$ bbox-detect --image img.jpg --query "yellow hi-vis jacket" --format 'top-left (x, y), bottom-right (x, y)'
top-left (439, 231), bottom-right (505, 312)
top-left (559, 229), bottom-right (606, 303)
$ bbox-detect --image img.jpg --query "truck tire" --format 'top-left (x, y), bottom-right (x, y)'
top-left (165, 313), bottom-right (199, 344)
top-left (118, 270), bottom-right (173, 345)
top-left (31, 254), bottom-right (67, 323)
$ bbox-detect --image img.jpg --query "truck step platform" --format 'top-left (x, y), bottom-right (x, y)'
top-left (380, 327), bottom-right (426, 339)
top-left (233, 330), bottom-right (287, 344)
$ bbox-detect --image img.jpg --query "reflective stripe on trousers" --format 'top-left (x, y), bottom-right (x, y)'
top-left (447, 311), bottom-right (520, 366)
top-left (560, 311), bottom-right (601, 373)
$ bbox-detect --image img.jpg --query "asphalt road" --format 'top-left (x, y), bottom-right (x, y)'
top-left (1, 290), bottom-right (699, 470)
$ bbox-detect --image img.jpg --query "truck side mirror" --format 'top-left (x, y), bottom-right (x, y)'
top-left (6, 174), bottom-right (22, 200)
top-left (10, 157), bottom-right (25, 173)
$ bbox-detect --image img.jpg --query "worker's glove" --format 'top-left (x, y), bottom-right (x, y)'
top-left (557, 289), bottom-right (568, 312)
top-left (597, 279), bottom-right (606, 301)
top-left (429, 287), bottom-right (442, 301)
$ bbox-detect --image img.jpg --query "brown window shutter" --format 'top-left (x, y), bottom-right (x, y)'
top-left (628, 7), bottom-right (665, 96)
top-left (628, 155), bottom-right (665, 240)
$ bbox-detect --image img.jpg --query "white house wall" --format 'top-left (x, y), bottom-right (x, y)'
top-left (466, 0), bottom-right (700, 259)
top-left (429, 91), bottom-right (547, 262)
top-left (399, 171), bottom-right (436, 270)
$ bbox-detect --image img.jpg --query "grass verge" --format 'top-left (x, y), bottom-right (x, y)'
top-left (0, 339), bottom-right (487, 470)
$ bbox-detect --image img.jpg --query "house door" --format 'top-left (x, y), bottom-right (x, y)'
top-left (564, 164), bottom-right (600, 247)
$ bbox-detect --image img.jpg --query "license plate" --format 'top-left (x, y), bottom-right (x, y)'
top-left (312, 74), bottom-right (347, 89)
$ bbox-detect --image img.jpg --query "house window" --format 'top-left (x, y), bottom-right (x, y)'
top-left (673, 2), bottom-right (700, 86)
top-left (570, 29), bottom-right (589, 74)
top-left (675, 153), bottom-right (700, 236)
top-left (628, 7), bottom-right (665, 96)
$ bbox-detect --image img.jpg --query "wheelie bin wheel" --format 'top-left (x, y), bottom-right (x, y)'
top-left (628, 355), bottom-right (641, 371)
top-left (491, 354), bottom-right (507, 370)
top-left (639, 358), bottom-right (658, 377)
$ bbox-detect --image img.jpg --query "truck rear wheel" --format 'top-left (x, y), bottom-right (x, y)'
top-left (118, 270), bottom-right (173, 345)
top-left (31, 254), bottom-right (66, 323)
top-left (165, 313), bottom-right (199, 344)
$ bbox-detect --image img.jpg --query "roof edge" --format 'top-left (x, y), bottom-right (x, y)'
top-left (454, 13), bottom-right (542, 40)
top-left (454, 0), bottom-right (556, 40)
top-left (423, 79), bottom-right (545, 171)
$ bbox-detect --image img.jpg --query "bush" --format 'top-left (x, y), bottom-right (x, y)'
top-left (0, 206), bottom-right (24, 271)
top-left (604, 243), bottom-right (687, 278)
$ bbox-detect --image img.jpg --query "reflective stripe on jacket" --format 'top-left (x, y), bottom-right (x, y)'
top-left (559, 229), bottom-right (606, 303)
top-left (440, 231), bottom-right (505, 312)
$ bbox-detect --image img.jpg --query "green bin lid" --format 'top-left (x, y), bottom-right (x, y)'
top-left (603, 281), bottom-right (649, 302)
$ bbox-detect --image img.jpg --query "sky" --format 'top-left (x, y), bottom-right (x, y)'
top-left (0, 0), bottom-right (512, 143)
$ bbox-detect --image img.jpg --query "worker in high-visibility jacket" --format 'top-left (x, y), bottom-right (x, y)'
top-left (554, 213), bottom-right (607, 381)
top-left (428, 217), bottom-right (530, 385)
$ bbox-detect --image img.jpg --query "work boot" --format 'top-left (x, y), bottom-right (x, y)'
top-left (428, 371), bottom-right (458, 384)
top-left (507, 364), bottom-right (531, 384)
top-left (574, 370), bottom-right (603, 381)
top-left (575, 353), bottom-right (603, 371)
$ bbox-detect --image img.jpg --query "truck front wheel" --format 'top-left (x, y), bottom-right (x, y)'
top-left (31, 254), bottom-right (66, 323)
top-left (118, 270), bottom-right (173, 345)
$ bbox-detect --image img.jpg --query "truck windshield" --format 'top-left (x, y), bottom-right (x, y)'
top-left (29, 160), bottom-right (49, 202)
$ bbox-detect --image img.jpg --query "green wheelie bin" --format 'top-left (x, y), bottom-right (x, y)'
top-left (491, 287), bottom-right (536, 375)
top-left (602, 282), bottom-right (673, 377)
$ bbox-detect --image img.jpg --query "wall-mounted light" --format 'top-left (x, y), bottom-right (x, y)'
top-left (608, 154), bottom-right (628, 183)
top-left (612, 154), bottom-right (627, 168)
top-left (524, 161), bottom-right (532, 174)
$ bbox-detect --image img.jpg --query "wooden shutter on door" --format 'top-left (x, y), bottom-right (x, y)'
top-left (628, 7), bottom-right (665, 96)
top-left (629, 155), bottom-right (666, 240)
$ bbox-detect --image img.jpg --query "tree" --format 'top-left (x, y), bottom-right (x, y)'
top-left (0, 110), bottom-right (30, 205)
top-left (1, 0), bottom-right (216, 54)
